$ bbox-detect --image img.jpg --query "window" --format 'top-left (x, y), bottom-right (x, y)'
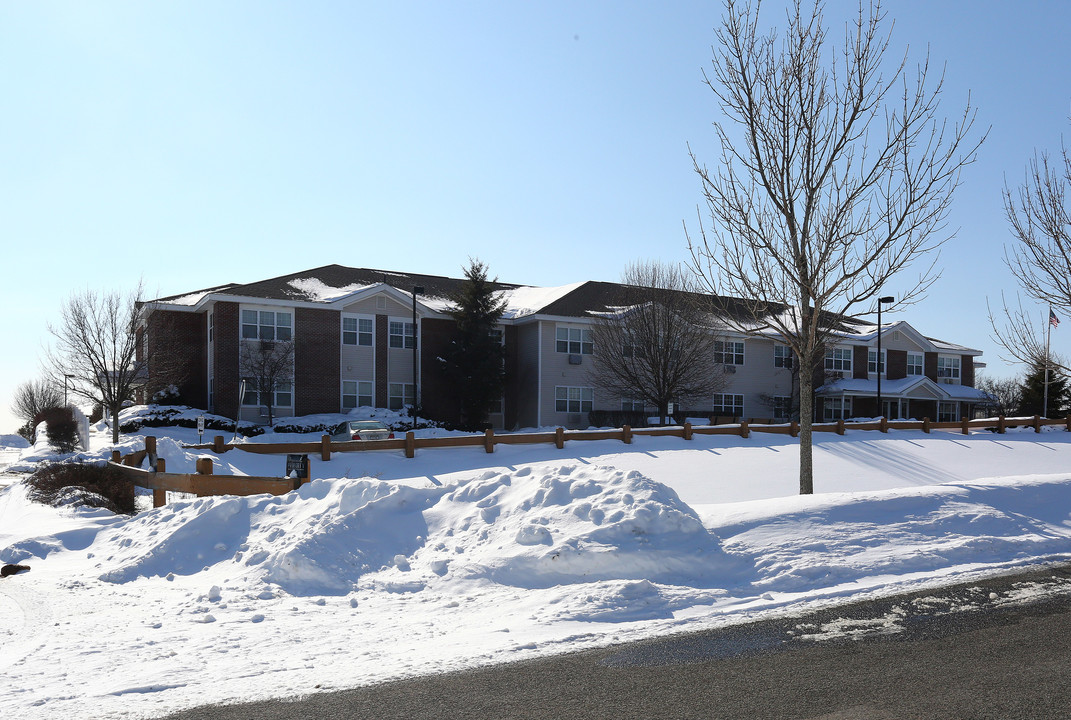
top-left (868, 349), bottom-right (886, 375)
top-left (388, 382), bottom-right (415, 410)
top-left (242, 310), bottom-right (292, 341)
top-left (938, 402), bottom-right (959, 422)
top-left (489, 396), bottom-right (503, 414)
top-left (343, 316), bottom-right (373, 346)
top-left (556, 326), bottom-right (593, 355)
top-left (489, 327), bottom-right (504, 345)
top-left (774, 345), bottom-right (793, 368)
top-left (342, 380), bottom-right (373, 409)
top-left (823, 397), bottom-right (852, 421)
top-left (208, 312), bottom-right (214, 343)
top-left (937, 356), bottom-right (961, 383)
top-left (241, 378), bottom-right (292, 407)
top-left (555, 386), bottom-right (594, 413)
top-left (389, 320), bottom-right (416, 349)
top-left (714, 340), bottom-right (745, 365)
top-left (772, 396), bottom-right (792, 420)
top-left (825, 347), bottom-right (852, 372)
top-left (907, 352), bottom-right (924, 376)
top-left (621, 399), bottom-right (646, 412)
top-left (712, 393), bottom-right (744, 416)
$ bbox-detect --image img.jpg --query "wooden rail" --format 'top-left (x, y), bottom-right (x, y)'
top-left (172, 415), bottom-right (1071, 463)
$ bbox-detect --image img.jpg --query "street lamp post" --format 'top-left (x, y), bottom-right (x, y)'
top-left (412, 285), bottom-right (424, 430)
top-left (876, 296), bottom-right (894, 418)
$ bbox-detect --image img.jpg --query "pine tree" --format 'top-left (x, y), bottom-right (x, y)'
top-left (1018, 360), bottom-right (1071, 417)
top-left (441, 260), bottom-right (507, 431)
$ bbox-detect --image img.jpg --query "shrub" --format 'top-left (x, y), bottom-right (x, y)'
top-left (587, 410), bottom-right (651, 429)
top-left (26, 461), bottom-right (136, 514)
top-left (34, 406), bottom-right (80, 452)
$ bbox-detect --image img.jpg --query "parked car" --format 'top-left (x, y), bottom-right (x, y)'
top-left (331, 420), bottom-right (395, 441)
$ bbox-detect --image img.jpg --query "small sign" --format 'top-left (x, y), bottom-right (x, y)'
top-left (667, 402), bottom-right (675, 415)
top-left (197, 415), bottom-right (205, 443)
top-left (286, 454), bottom-right (309, 480)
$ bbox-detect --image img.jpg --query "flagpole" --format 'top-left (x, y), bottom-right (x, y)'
top-left (1044, 306), bottom-right (1052, 418)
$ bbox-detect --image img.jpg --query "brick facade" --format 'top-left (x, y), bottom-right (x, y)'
top-left (375, 315), bottom-right (389, 408)
top-left (213, 302), bottom-right (240, 418)
top-left (294, 307), bottom-right (341, 416)
top-left (419, 317), bottom-right (460, 424)
top-left (886, 349), bottom-right (907, 381)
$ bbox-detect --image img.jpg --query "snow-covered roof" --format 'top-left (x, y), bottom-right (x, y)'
top-left (817, 376), bottom-right (994, 402)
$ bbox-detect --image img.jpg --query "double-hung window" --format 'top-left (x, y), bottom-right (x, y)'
top-left (937, 356), bottom-right (961, 383)
top-left (907, 352), bottom-right (924, 376)
top-left (712, 393), bottom-right (744, 416)
top-left (342, 380), bottom-right (373, 409)
top-left (868, 349), bottom-right (886, 375)
top-left (824, 397), bottom-right (852, 421)
top-left (772, 396), bottom-right (792, 420)
top-left (825, 347), bottom-right (852, 373)
top-left (241, 377), bottom-right (292, 407)
top-left (343, 316), bottom-right (373, 346)
top-left (389, 320), bottom-right (416, 349)
top-left (938, 402), bottom-right (959, 422)
top-left (555, 386), bottom-right (593, 413)
top-left (388, 382), bottom-right (416, 409)
top-left (774, 345), bottom-right (793, 368)
top-left (714, 340), bottom-right (745, 365)
top-left (621, 399), bottom-right (645, 412)
top-left (242, 310), bottom-right (292, 341)
top-left (556, 326), bottom-right (593, 355)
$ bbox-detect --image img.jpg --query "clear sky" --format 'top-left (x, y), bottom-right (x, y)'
top-left (2, 1), bottom-right (1069, 434)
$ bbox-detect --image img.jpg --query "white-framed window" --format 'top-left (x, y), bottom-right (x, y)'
top-left (774, 345), bottom-right (793, 368)
top-left (937, 356), bottom-right (961, 383)
top-left (389, 320), bottom-right (416, 349)
top-left (242, 310), bottom-right (292, 341)
top-left (868, 349), bottom-right (886, 375)
top-left (556, 326), bottom-right (593, 355)
top-left (825, 347), bottom-right (852, 372)
top-left (241, 377), bottom-right (293, 407)
top-left (489, 326), bottom-right (504, 345)
top-left (489, 396), bottom-right (504, 414)
top-left (342, 380), bottom-right (374, 409)
top-left (712, 393), bottom-right (744, 416)
top-left (555, 386), bottom-right (594, 413)
top-left (907, 352), bottom-right (924, 376)
top-left (823, 397), bottom-right (852, 421)
top-left (342, 316), bottom-right (374, 346)
top-left (208, 312), bottom-right (214, 342)
top-left (938, 401), bottom-right (959, 422)
top-left (621, 399), bottom-right (645, 412)
top-left (714, 340), bottom-right (745, 365)
top-left (388, 382), bottom-right (415, 410)
top-left (772, 396), bottom-right (792, 420)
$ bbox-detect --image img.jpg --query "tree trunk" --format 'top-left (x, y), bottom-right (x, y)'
top-left (109, 402), bottom-right (121, 445)
top-left (798, 356), bottom-right (815, 495)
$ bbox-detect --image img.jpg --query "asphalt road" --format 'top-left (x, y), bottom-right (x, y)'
top-left (162, 564), bottom-right (1071, 720)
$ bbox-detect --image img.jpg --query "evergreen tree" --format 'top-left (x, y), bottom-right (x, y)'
top-left (1018, 360), bottom-right (1071, 417)
top-left (441, 259), bottom-right (508, 430)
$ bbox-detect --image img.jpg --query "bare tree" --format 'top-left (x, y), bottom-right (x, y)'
top-left (46, 285), bottom-right (152, 445)
top-left (687, 0), bottom-right (983, 493)
top-left (239, 339), bottom-right (295, 426)
top-left (588, 261), bottom-right (727, 425)
top-left (10, 377), bottom-right (64, 440)
top-left (988, 294), bottom-right (1067, 373)
top-left (974, 373), bottom-right (1021, 417)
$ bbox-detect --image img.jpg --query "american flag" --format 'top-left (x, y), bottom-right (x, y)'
top-left (1051, 308), bottom-right (1060, 329)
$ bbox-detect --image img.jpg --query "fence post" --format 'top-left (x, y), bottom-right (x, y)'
top-left (922, 417), bottom-right (930, 434)
top-left (1066, 415), bottom-right (1071, 432)
top-left (405, 431), bottom-right (415, 459)
top-left (739, 419), bottom-right (750, 439)
top-left (961, 416), bottom-right (970, 435)
top-left (790, 420), bottom-right (799, 438)
top-left (321, 434), bottom-right (331, 461)
top-left (997, 415), bottom-right (1006, 434)
top-left (683, 422), bottom-right (693, 440)
top-left (880, 417), bottom-right (888, 433)
top-left (213, 435), bottom-right (225, 453)
top-left (196, 457), bottom-right (214, 475)
top-left (111, 450), bottom-right (121, 463)
top-left (484, 428), bottom-right (494, 454)
top-left (555, 427), bottom-right (565, 449)
top-left (1034, 415), bottom-right (1042, 433)
top-left (622, 424), bottom-right (632, 444)
top-left (836, 419), bottom-right (845, 436)
top-left (145, 435), bottom-right (157, 456)
top-left (153, 457), bottom-right (167, 508)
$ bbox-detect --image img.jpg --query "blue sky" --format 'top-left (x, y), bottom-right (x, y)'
top-left (2, 1), bottom-right (1069, 433)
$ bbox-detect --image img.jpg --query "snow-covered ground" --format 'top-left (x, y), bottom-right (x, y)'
top-left (4, 415), bottom-right (1071, 719)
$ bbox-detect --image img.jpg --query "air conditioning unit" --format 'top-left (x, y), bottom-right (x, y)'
top-left (568, 354), bottom-right (582, 365)
top-left (724, 365), bottom-right (737, 373)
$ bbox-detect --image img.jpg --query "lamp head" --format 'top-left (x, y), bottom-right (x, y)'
top-left (879, 296), bottom-right (894, 304)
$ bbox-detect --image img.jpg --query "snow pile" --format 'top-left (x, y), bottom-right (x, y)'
top-left (0, 434), bottom-right (29, 449)
top-left (286, 277), bottom-right (374, 301)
